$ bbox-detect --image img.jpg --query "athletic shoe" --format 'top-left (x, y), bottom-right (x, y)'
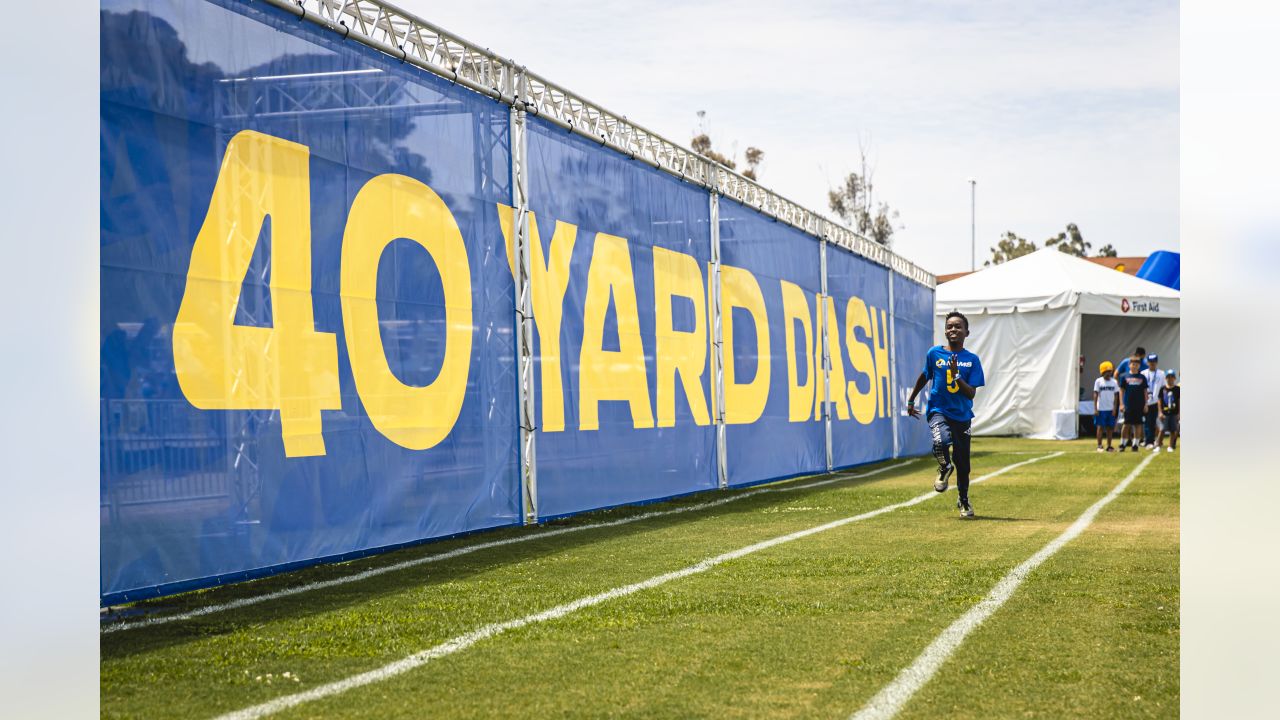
top-left (1118, 445), bottom-right (1126, 452)
top-left (935, 463), bottom-right (954, 493)
top-left (1096, 446), bottom-right (1104, 452)
top-left (1166, 446), bottom-right (1174, 453)
top-left (1151, 445), bottom-right (1161, 452)
top-left (958, 499), bottom-right (975, 518)
top-left (1106, 446), bottom-right (1115, 452)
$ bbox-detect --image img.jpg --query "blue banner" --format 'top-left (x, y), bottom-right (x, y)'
top-left (893, 273), bottom-right (936, 456)
top-left (99, 0), bottom-right (937, 603)
top-left (826, 246), bottom-right (896, 469)
top-left (101, 0), bottom-right (518, 602)
top-left (519, 119), bottom-right (718, 518)
top-left (718, 200), bottom-right (826, 486)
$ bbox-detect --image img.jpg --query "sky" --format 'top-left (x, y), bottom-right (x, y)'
top-left (401, 0), bottom-right (1178, 276)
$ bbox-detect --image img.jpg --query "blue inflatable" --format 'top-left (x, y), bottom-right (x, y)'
top-left (1136, 250), bottom-right (1180, 290)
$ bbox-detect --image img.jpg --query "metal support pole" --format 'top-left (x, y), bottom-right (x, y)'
top-left (969, 178), bottom-right (977, 272)
top-left (820, 238), bottom-right (832, 472)
top-left (888, 266), bottom-right (900, 459)
top-left (709, 191), bottom-right (728, 489)
top-left (510, 70), bottom-right (538, 524)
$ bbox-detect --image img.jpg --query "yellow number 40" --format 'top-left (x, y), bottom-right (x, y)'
top-left (172, 130), bottom-right (472, 458)
top-left (172, 131), bottom-right (339, 457)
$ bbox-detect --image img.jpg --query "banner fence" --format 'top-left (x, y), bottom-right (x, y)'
top-left (99, 0), bottom-right (934, 603)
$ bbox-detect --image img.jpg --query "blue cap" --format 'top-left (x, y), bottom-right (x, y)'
top-left (1147, 353), bottom-right (1158, 362)
top-left (1166, 369), bottom-right (1176, 377)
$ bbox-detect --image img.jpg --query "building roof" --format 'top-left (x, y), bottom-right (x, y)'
top-left (937, 254), bottom-right (1147, 284)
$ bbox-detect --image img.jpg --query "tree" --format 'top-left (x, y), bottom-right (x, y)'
top-left (1044, 223), bottom-right (1124, 258)
top-left (743, 146), bottom-right (764, 180)
top-left (985, 231), bottom-right (1037, 266)
top-left (987, 222), bottom-right (1121, 266)
top-left (827, 147), bottom-right (901, 246)
top-left (691, 111), bottom-right (765, 180)
top-left (690, 133), bottom-right (736, 171)
top-left (1045, 222), bottom-right (1090, 257)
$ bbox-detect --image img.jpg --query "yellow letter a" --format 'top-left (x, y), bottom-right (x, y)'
top-left (845, 296), bottom-right (878, 425)
top-left (818, 295), bottom-right (851, 421)
top-left (579, 233), bottom-right (654, 430)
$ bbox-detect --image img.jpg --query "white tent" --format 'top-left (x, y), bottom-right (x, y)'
top-left (934, 248), bottom-right (1180, 438)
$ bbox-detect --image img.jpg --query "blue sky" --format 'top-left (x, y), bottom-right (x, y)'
top-left (404, 0), bottom-right (1178, 275)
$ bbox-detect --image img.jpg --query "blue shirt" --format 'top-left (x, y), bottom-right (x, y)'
top-left (924, 345), bottom-right (985, 422)
top-left (1116, 357), bottom-right (1149, 375)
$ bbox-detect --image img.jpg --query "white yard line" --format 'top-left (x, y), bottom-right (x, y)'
top-left (104, 460), bottom-right (922, 634)
top-left (212, 452), bottom-right (1063, 720)
top-left (849, 452), bottom-right (1158, 720)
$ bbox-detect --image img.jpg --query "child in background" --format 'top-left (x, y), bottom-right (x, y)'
top-left (1157, 370), bottom-right (1180, 452)
top-left (1093, 361), bottom-right (1120, 451)
top-left (1118, 353), bottom-right (1149, 452)
top-left (1141, 353), bottom-right (1167, 449)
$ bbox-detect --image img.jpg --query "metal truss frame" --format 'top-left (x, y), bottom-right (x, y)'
top-left (508, 70), bottom-right (539, 524)
top-left (819, 239), bottom-right (833, 472)
top-left (887, 268), bottom-right (900, 459)
top-left (708, 192), bottom-right (728, 489)
top-left (206, 118), bottom-right (274, 533)
top-left (258, 0), bottom-right (936, 289)
top-left (215, 69), bottom-right (463, 120)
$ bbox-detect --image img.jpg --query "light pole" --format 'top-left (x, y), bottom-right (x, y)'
top-left (968, 178), bottom-right (976, 271)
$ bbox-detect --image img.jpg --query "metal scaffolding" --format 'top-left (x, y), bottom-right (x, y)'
top-left (708, 191), bottom-right (727, 489)
top-left (820, 239), bottom-right (833, 472)
top-left (508, 69), bottom-right (539, 524)
top-left (258, 0), bottom-right (937, 289)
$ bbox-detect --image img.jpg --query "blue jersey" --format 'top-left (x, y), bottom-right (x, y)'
top-left (1116, 357), bottom-right (1149, 375)
top-left (923, 345), bottom-right (985, 422)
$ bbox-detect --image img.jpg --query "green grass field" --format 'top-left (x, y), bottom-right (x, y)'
top-left (101, 438), bottom-right (1179, 719)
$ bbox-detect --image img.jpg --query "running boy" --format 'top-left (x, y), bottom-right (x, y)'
top-left (1157, 370), bottom-right (1180, 452)
top-left (1118, 353), bottom-right (1149, 452)
top-left (907, 311), bottom-right (985, 518)
top-left (1093, 361), bottom-right (1120, 451)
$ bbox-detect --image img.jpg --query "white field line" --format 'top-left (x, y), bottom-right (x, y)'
top-left (104, 460), bottom-right (923, 634)
top-left (212, 452), bottom-right (1062, 720)
top-left (850, 451), bottom-right (1159, 720)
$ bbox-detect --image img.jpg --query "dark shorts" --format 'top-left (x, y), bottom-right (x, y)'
top-left (1123, 405), bottom-right (1145, 425)
top-left (1162, 414), bottom-right (1179, 434)
top-left (928, 412), bottom-right (971, 447)
top-left (1095, 410), bottom-right (1116, 428)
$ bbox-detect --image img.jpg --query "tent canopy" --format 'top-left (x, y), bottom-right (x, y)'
top-left (938, 247), bottom-right (1179, 318)
top-left (931, 248), bottom-right (1180, 438)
